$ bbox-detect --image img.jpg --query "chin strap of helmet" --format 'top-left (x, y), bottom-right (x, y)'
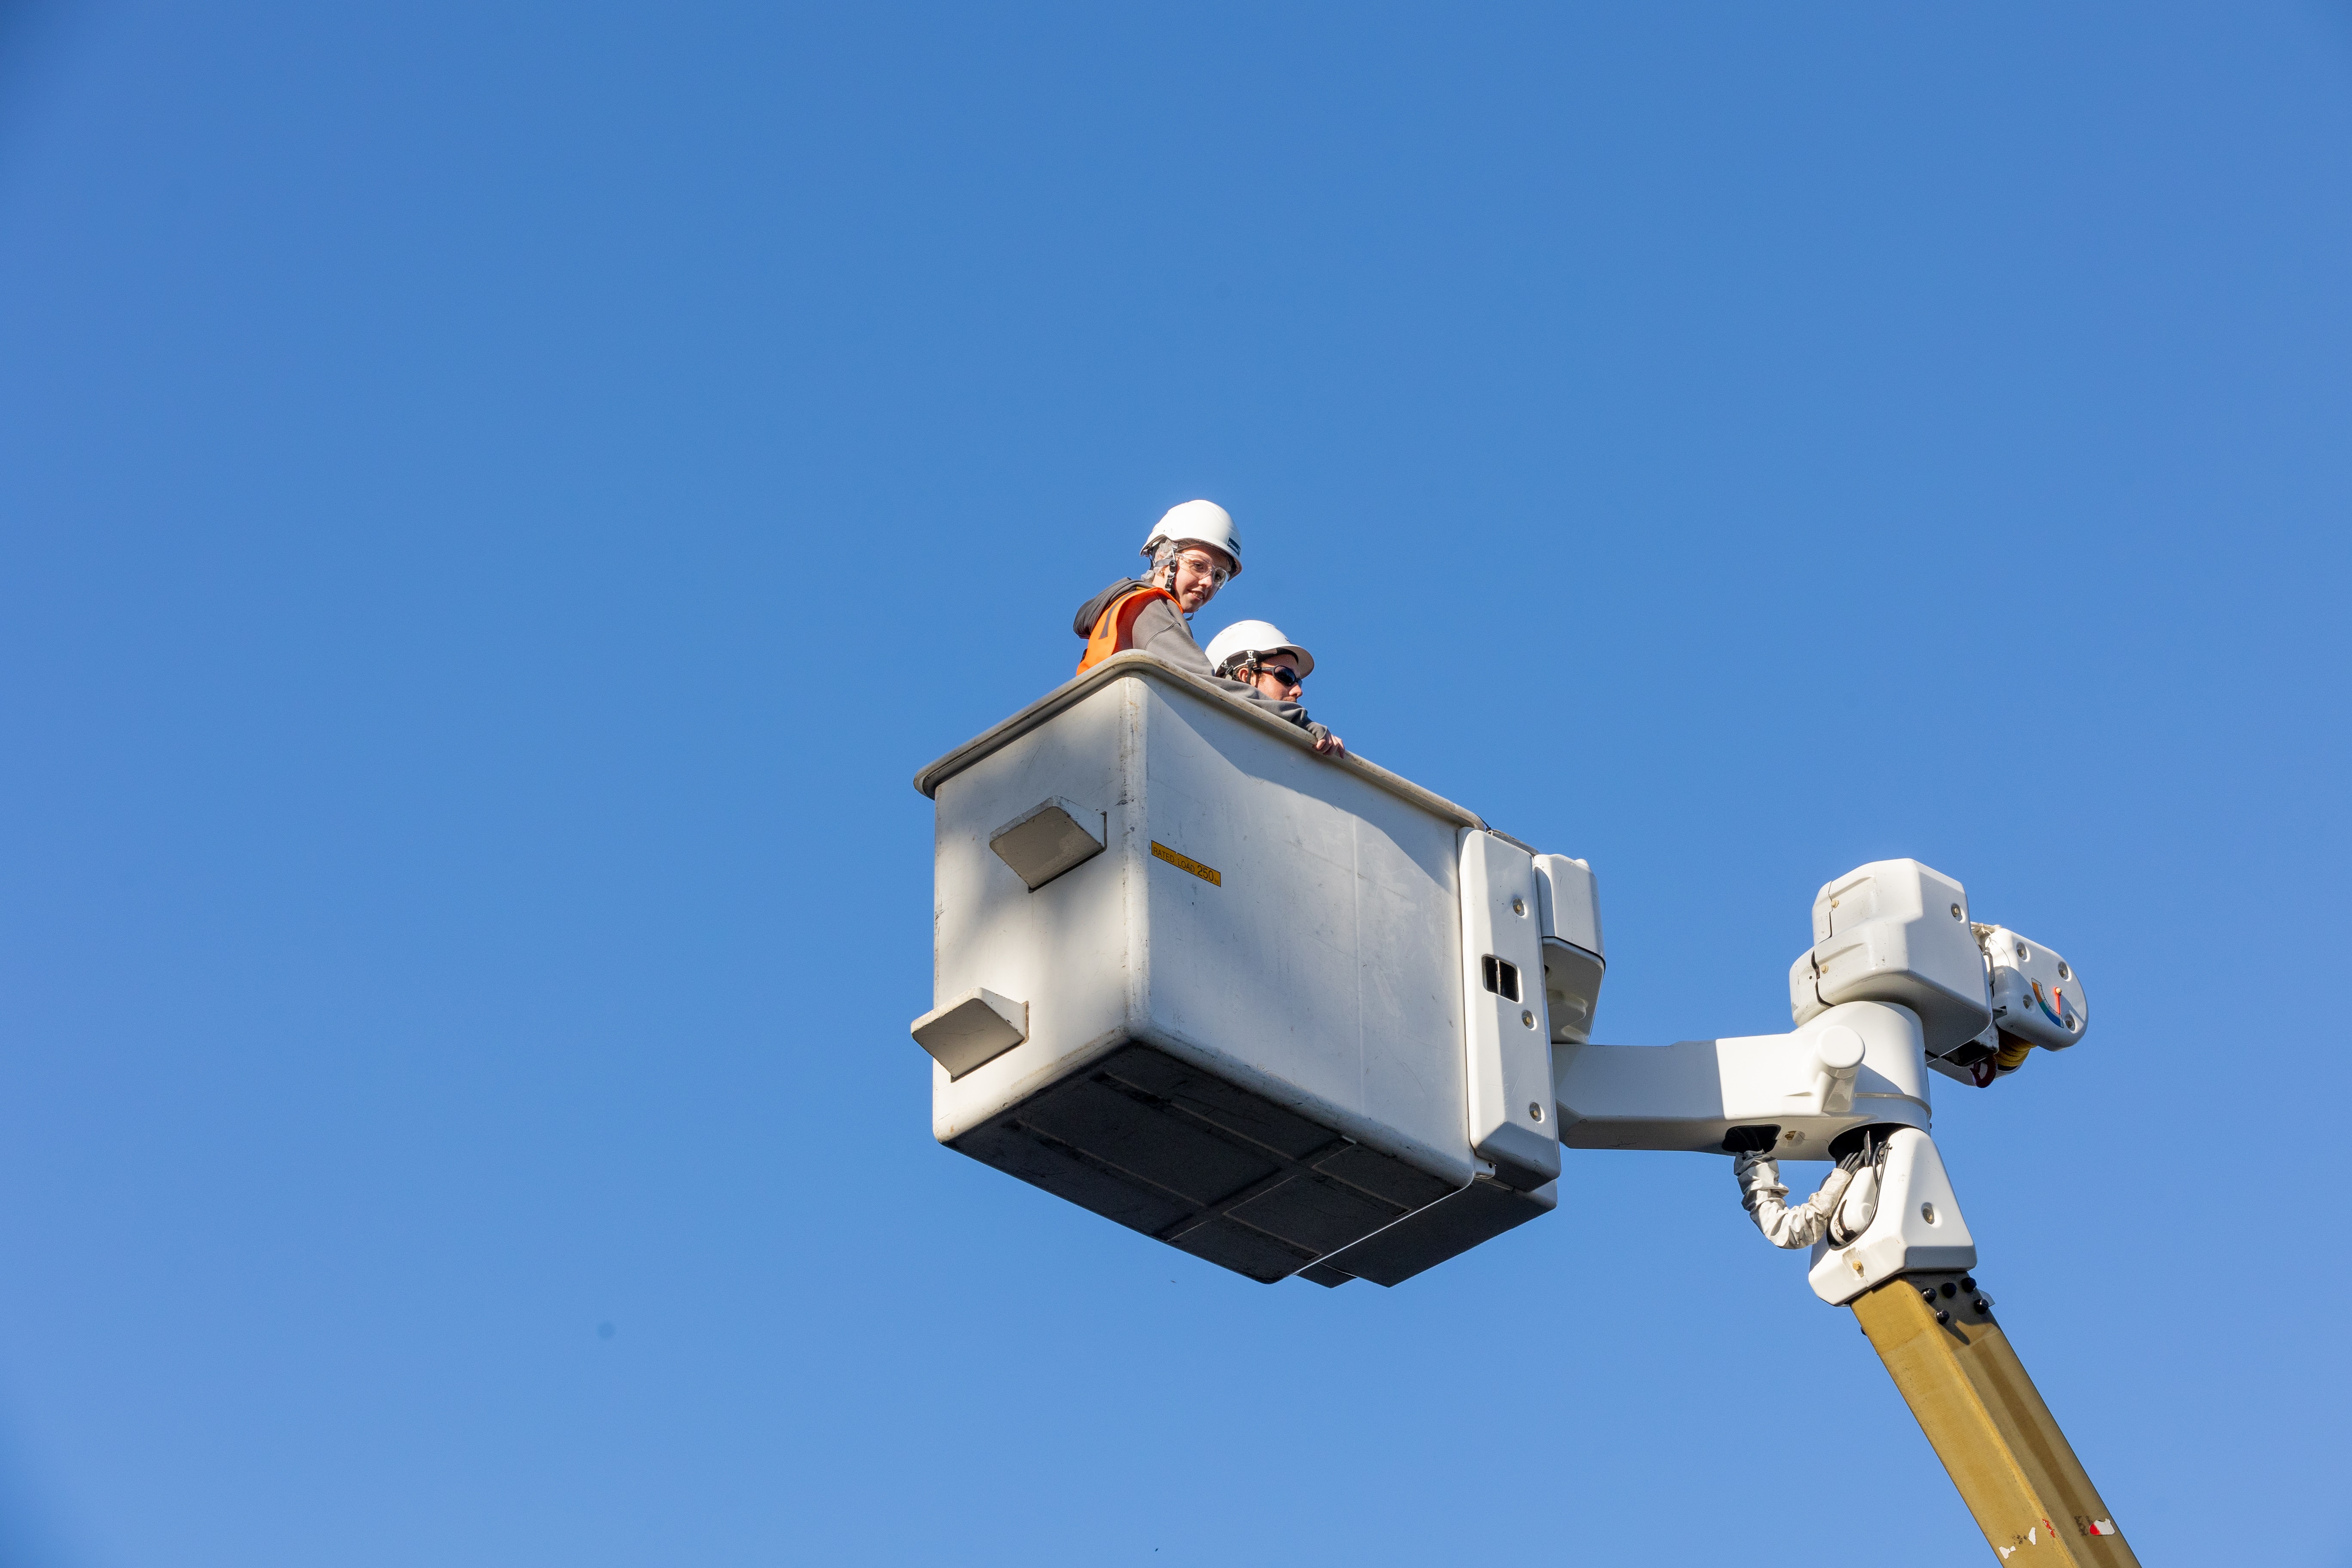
top-left (1148, 540), bottom-right (1179, 594)
top-left (1211, 649), bottom-right (1265, 682)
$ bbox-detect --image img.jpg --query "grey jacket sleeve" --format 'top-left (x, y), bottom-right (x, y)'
top-left (1129, 599), bottom-right (1330, 741)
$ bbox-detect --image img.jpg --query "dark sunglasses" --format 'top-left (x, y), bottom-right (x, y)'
top-left (1256, 665), bottom-right (1303, 688)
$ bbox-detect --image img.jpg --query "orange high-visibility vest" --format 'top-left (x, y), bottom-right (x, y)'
top-left (1076, 584), bottom-right (1177, 675)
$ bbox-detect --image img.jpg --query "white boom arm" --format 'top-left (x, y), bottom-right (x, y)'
top-left (1551, 994), bottom-right (1975, 1301)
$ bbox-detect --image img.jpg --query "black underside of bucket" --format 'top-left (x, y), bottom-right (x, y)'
top-left (949, 1044), bottom-right (1457, 1284)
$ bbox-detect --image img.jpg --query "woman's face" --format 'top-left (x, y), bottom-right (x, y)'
top-left (1167, 545), bottom-right (1234, 613)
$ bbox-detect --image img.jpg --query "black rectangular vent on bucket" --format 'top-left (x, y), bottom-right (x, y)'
top-left (949, 1044), bottom-right (1458, 1285)
top-left (1481, 954), bottom-right (1521, 1001)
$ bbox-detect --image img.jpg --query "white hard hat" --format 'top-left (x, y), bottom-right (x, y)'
top-left (1140, 499), bottom-right (1242, 577)
top-left (1203, 619), bottom-right (1314, 680)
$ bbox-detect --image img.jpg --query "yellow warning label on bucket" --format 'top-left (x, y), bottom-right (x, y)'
top-left (1150, 841), bottom-right (1222, 886)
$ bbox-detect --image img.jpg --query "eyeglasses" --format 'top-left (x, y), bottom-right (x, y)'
top-left (1256, 665), bottom-right (1302, 689)
top-left (1171, 553), bottom-right (1231, 588)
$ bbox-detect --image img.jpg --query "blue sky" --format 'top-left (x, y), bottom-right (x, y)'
top-left (3, 3), bottom-right (2348, 1564)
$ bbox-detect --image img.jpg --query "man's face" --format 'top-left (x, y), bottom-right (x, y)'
top-left (1247, 655), bottom-right (1305, 703)
top-left (1167, 545), bottom-right (1234, 614)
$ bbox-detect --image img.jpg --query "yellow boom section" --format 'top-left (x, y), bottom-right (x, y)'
top-left (1854, 1272), bottom-right (2138, 1567)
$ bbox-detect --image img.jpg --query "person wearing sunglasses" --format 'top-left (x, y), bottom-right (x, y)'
top-left (1202, 620), bottom-right (1346, 758)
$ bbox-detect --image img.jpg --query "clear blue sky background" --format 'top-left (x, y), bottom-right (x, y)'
top-left (3, 4), bottom-right (2348, 1564)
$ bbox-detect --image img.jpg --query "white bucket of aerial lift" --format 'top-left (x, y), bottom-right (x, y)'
top-left (1789, 859), bottom-right (1993, 1055)
top-left (910, 652), bottom-right (1583, 1286)
top-left (1979, 925), bottom-right (2086, 1050)
top-left (1805, 1127), bottom-right (1976, 1304)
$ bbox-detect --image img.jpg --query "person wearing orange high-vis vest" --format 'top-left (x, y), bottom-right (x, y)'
top-left (1072, 500), bottom-right (1342, 754)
